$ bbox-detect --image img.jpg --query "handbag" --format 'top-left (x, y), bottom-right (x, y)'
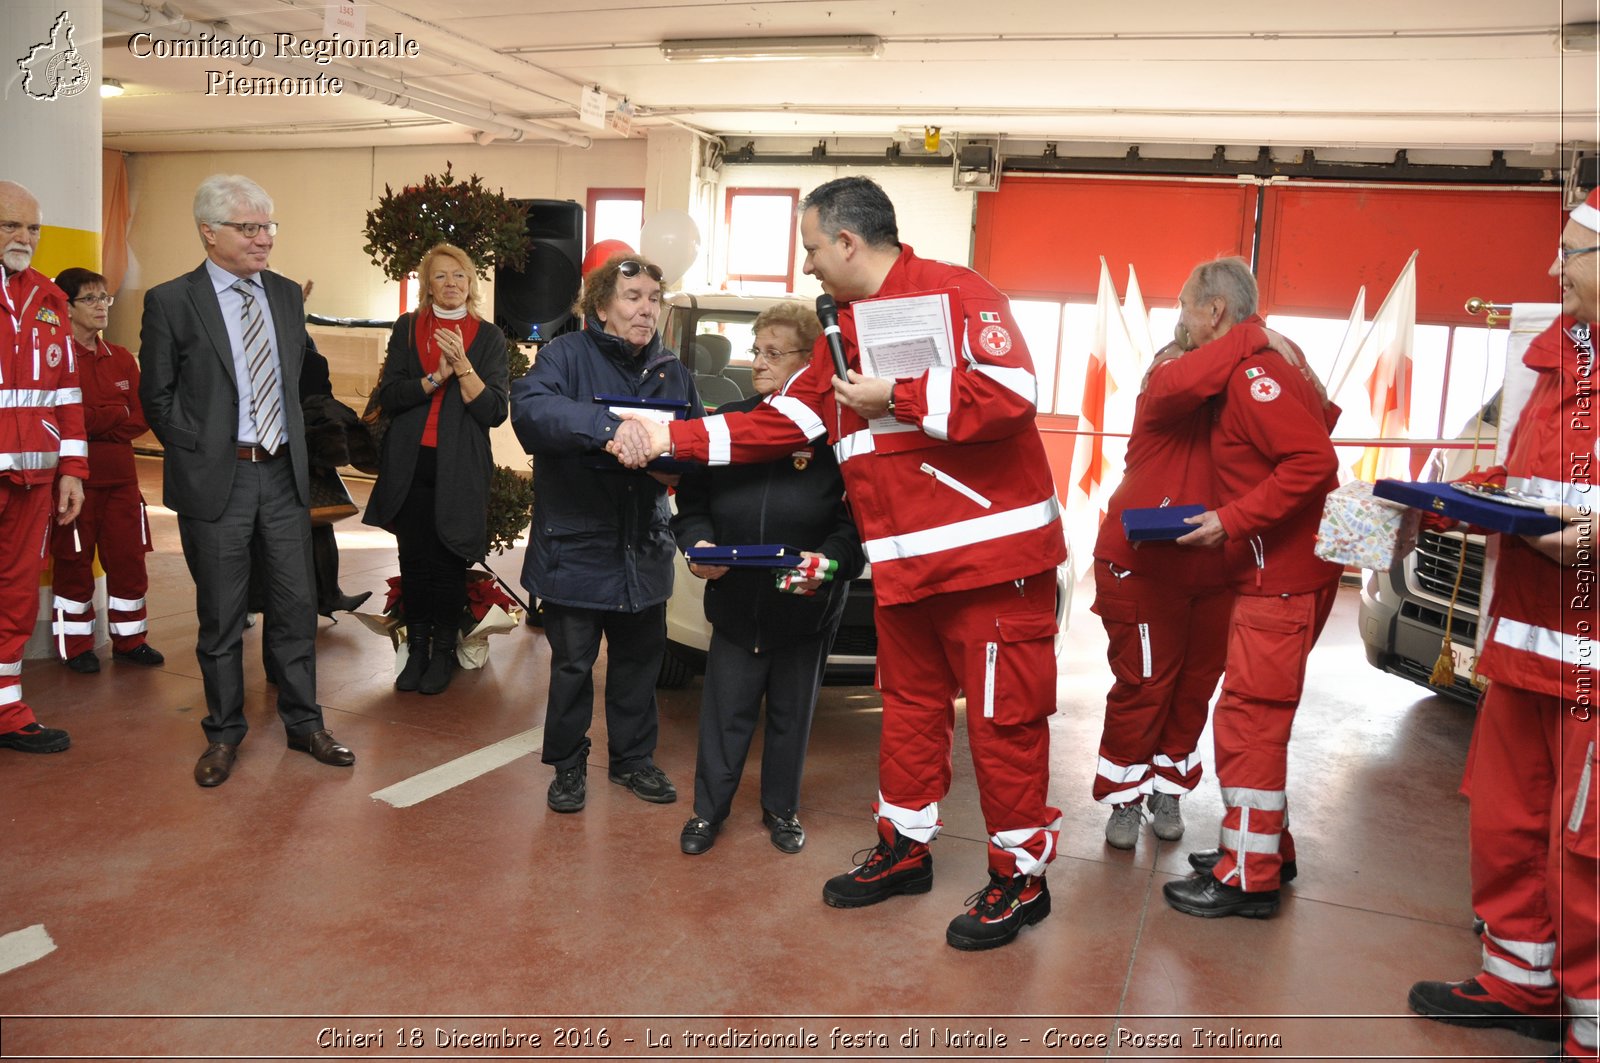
top-left (308, 466), bottom-right (359, 525)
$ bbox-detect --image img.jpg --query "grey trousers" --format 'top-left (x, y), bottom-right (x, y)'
top-left (177, 455), bottom-right (322, 745)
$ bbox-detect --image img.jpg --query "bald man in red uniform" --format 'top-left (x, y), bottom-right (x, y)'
top-left (0, 180), bottom-right (85, 754)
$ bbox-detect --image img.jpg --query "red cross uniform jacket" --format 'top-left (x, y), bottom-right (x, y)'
top-left (667, 245), bottom-right (1066, 606)
top-left (1093, 390), bottom-right (1226, 591)
top-left (1, 267), bottom-right (87, 486)
top-left (1139, 316), bottom-right (1342, 596)
top-left (77, 337), bottom-right (148, 487)
top-left (1476, 318), bottom-right (1600, 698)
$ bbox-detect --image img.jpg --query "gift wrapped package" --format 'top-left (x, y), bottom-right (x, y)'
top-left (1315, 480), bottom-right (1420, 570)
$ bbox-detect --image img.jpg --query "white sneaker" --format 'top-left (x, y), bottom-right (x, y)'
top-left (1104, 803), bottom-right (1143, 850)
top-left (1148, 792), bottom-right (1184, 840)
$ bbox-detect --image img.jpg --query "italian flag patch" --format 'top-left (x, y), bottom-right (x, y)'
top-left (1244, 366), bottom-right (1266, 379)
top-left (979, 311), bottom-right (1001, 323)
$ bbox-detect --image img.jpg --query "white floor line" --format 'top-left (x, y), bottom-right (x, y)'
top-left (0, 924), bottom-right (56, 974)
top-left (370, 727), bottom-right (544, 808)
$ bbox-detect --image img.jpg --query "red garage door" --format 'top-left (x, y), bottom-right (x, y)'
top-left (1257, 183), bottom-right (1563, 323)
top-left (974, 176), bottom-right (1257, 301)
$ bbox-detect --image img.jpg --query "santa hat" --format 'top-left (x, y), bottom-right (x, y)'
top-left (1572, 186), bottom-right (1600, 233)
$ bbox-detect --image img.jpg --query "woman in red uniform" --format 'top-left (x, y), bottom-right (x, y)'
top-left (1408, 190), bottom-right (1600, 1063)
top-left (50, 267), bottom-right (163, 673)
top-left (1090, 349), bottom-right (1230, 850)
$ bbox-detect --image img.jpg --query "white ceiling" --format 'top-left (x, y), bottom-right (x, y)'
top-left (100, 0), bottom-right (1600, 157)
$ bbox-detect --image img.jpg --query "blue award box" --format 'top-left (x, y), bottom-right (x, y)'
top-left (1372, 480), bottom-right (1562, 536)
top-left (1121, 504), bottom-right (1207, 542)
top-left (685, 544), bottom-right (803, 569)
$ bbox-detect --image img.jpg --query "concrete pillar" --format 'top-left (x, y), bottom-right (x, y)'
top-left (1, 1), bottom-right (103, 273)
top-left (644, 127), bottom-right (717, 289)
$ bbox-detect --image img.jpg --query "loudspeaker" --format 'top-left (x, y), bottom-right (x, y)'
top-left (495, 199), bottom-right (583, 341)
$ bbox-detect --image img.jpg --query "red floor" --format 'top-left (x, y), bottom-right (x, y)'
top-left (0, 457), bottom-right (1548, 1061)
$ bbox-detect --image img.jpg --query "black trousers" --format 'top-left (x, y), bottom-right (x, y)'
top-left (540, 601), bottom-right (666, 774)
top-left (391, 447), bottom-right (468, 631)
top-left (693, 623), bottom-right (834, 824)
top-left (177, 455), bottom-right (321, 745)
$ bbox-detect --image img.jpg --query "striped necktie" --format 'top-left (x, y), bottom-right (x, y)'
top-left (231, 280), bottom-right (285, 452)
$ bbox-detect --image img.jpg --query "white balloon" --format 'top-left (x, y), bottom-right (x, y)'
top-left (639, 209), bottom-right (701, 284)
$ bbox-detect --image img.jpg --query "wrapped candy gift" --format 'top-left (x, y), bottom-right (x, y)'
top-left (1314, 479), bottom-right (1420, 570)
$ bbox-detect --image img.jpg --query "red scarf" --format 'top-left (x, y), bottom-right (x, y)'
top-left (414, 307), bottom-right (479, 447)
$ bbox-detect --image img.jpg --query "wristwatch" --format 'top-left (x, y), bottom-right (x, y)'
top-left (884, 385), bottom-right (897, 417)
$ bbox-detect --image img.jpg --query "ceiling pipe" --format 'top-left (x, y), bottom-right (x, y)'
top-left (102, 0), bottom-right (591, 147)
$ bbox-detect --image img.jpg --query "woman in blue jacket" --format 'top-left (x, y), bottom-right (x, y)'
top-left (510, 254), bottom-right (703, 814)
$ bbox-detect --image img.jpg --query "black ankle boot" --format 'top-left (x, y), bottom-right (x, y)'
top-left (420, 627), bottom-right (457, 695)
top-left (395, 621), bottom-right (432, 692)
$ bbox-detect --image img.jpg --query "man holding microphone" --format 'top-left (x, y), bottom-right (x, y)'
top-left (614, 177), bottom-right (1066, 951)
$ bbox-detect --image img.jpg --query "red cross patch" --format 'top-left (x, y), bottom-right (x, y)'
top-left (45, 343), bottom-right (63, 368)
top-left (978, 324), bottom-right (1011, 357)
top-left (1250, 376), bottom-right (1281, 402)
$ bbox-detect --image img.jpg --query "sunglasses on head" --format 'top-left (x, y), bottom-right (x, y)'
top-left (616, 260), bottom-right (664, 283)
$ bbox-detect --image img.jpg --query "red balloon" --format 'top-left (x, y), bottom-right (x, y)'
top-left (582, 239), bottom-right (635, 278)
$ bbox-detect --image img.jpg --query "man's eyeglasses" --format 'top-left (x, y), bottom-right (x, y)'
top-left (0, 221), bottom-right (42, 237)
top-left (72, 294), bottom-right (114, 307)
top-left (1559, 244), bottom-right (1600, 262)
top-left (616, 260), bottom-right (664, 283)
top-left (214, 220), bottom-right (279, 238)
top-left (749, 346), bottom-right (807, 362)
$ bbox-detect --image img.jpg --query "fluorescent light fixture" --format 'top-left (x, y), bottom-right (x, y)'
top-left (660, 35), bottom-right (882, 62)
top-left (101, 78), bottom-right (125, 98)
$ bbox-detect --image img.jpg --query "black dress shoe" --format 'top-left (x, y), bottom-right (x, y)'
top-left (194, 742), bottom-right (238, 787)
top-left (287, 729), bottom-right (355, 766)
top-left (64, 651), bottom-right (99, 674)
top-left (680, 817), bottom-right (719, 855)
top-left (1188, 847), bottom-right (1298, 884)
top-left (1163, 872), bottom-right (1279, 919)
top-left (113, 643), bottom-right (165, 667)
top-left (762, 809), bottom-right (805, 853)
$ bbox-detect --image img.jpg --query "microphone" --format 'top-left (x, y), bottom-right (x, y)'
top-left (815, 294), bottom-right (851, 382)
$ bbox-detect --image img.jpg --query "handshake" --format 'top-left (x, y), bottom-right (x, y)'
top-left (605, 412), bottom-right (672, 469)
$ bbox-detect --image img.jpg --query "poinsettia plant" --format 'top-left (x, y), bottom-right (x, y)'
top-left (362, 162), bottom-right (530, 282)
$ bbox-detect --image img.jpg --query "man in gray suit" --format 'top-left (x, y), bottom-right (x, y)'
top-left (139, 174), bottom-right (354, 787)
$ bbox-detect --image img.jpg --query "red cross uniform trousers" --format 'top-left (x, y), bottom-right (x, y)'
top-left (51, 337), bottom-right (154, 658)
top-left (1091, 389), bottom-right (1230, 806)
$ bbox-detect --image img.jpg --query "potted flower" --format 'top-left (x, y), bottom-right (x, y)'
top-left (362, 161), bottom-right (531, 281)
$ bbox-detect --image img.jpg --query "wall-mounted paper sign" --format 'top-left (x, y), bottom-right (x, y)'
top-left (610, 99), bottom-right (634, 138)
top-left (324, 2), bottom-right (364, 37)
top-left (579, 85), bottom-right (608, 129)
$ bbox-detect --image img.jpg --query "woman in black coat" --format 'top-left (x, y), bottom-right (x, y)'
top-left (364, 243), bottom-right (509, 694)
top-left (670, 302), bottom-right (865, 856)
